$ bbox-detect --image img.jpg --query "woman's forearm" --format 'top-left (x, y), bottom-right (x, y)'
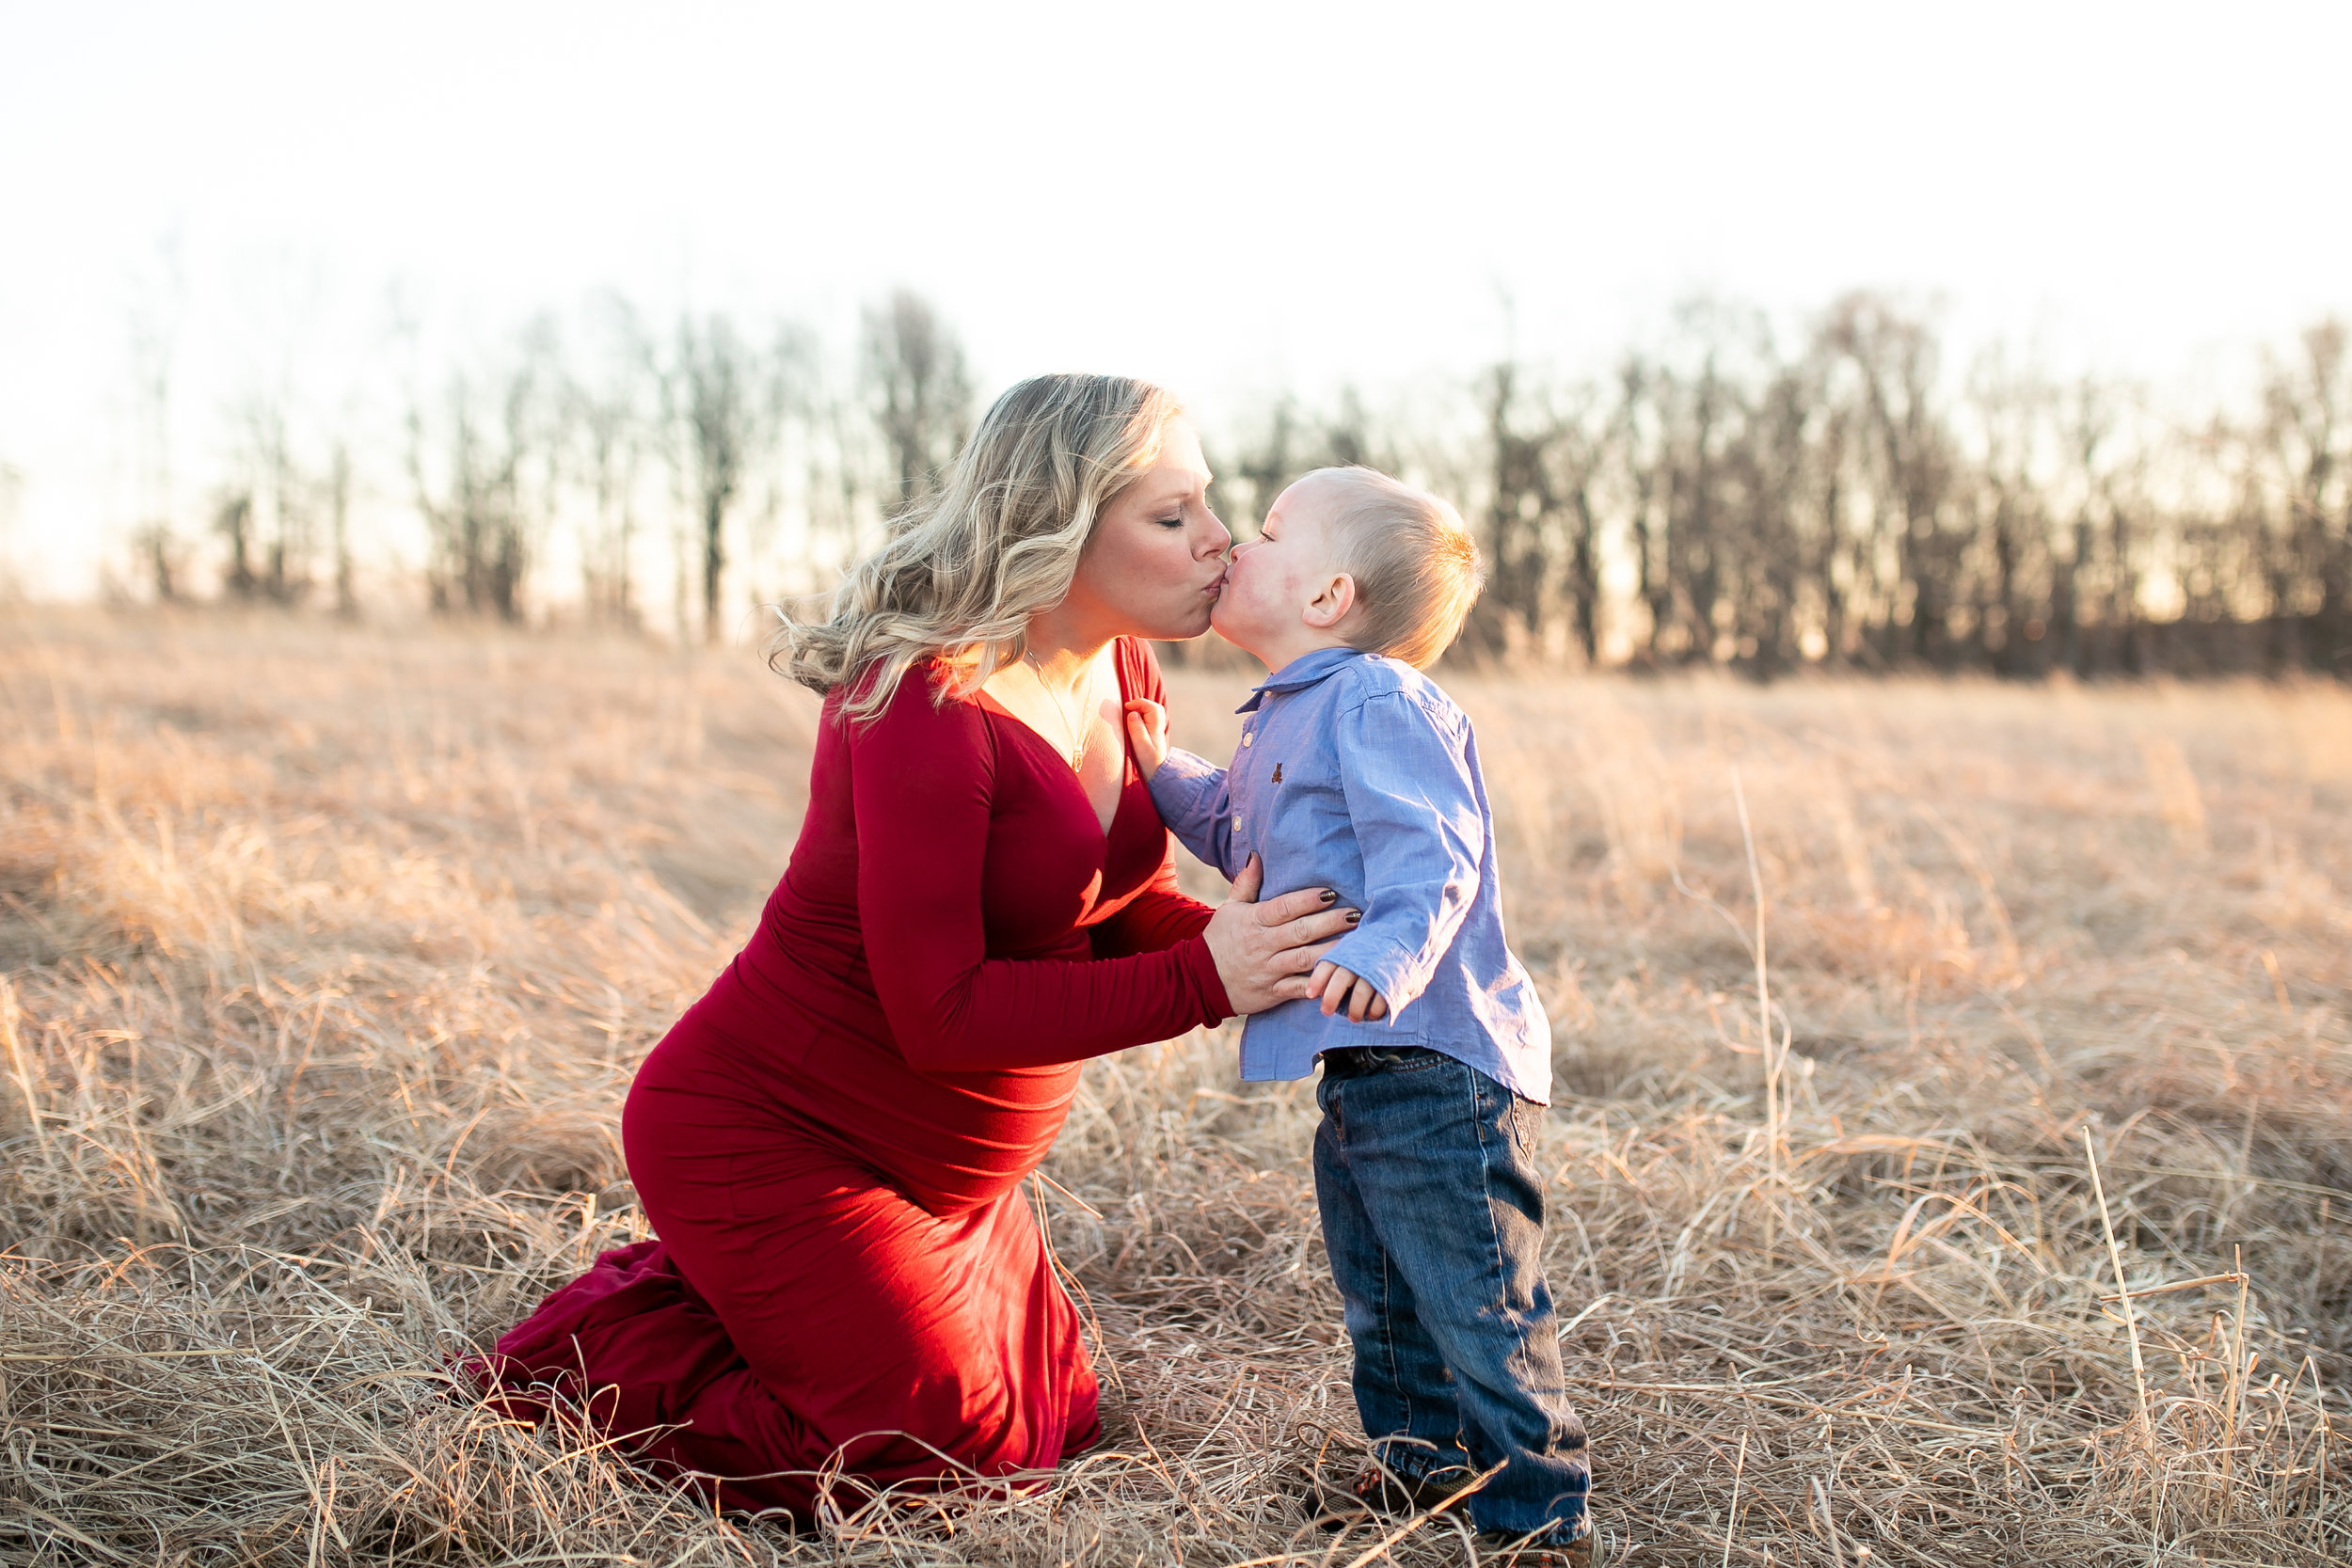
top-left (876, 940), bottom-right (1229, 1072)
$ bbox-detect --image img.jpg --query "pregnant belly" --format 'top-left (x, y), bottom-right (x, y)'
top-left (630, 980), bottom-right (1083, 1216)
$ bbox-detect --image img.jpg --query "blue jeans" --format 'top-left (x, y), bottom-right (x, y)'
top-left (1313, 1045), bottom-right (1590, 1543)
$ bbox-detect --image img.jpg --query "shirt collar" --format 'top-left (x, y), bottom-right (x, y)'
top-left (1235, 645), bottom-right (1374, 713)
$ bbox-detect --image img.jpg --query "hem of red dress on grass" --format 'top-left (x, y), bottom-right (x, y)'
top-left (454, 1235), bottom-right (1104, 1521)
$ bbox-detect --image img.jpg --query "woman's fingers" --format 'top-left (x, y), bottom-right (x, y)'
top-left (1281, 938), bottom-right (1338, 974)
top-left (1231, 853), bottom-right (1263, 903)
top-left (1253, 883), bottom-right (1337, 925)
top-left (1240, 937), bottom-right (1331, 988)
top-left (1275, 908), bottom-right (1359, 950)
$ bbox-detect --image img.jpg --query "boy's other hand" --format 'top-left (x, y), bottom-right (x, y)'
top-left (1122, 697), bottom-right (1169, 780)
top-left (1307, 960), bottom-right (1390, 1022)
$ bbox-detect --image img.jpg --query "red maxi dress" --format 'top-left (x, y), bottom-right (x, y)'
top-left (474, 639), bottom-right (1229, 1516)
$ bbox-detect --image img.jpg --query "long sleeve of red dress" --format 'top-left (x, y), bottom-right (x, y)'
top-left (1089, 862), bottom-right (1216, 958)
top-left (850, 663), bottom-right (1228, 1072)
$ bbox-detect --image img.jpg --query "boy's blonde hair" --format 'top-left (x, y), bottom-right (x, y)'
top-left (1312, 467), bottom-right (1485, 668)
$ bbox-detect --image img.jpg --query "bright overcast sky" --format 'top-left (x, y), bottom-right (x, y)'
top-left (3, 0), bottom-right (2347, 591)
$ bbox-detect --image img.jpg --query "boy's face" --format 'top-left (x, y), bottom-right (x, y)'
top-left (1210, 473), bottom-right (1344, 661)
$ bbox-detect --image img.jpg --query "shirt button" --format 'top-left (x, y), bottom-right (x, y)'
top-left (1242, 733), bottom-right (1253, 746)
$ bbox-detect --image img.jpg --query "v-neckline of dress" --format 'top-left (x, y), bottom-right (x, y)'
top-left (977, 645), bottom-right (1134, 843)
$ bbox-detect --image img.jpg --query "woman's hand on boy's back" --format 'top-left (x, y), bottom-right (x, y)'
top-left (1203, 855), bottom-right (1359, 1017)
top-left (1122, 698), bottom-right (1169, 780)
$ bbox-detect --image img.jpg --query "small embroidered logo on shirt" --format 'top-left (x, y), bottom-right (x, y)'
top-left (1271, 763), bottom-right (1283, 784)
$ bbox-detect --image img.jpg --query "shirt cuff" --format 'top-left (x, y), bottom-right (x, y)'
top-left (1316, 932), bottom-right (1423, 1026)
top-left (1147, 746), bottom-right (1221, 807)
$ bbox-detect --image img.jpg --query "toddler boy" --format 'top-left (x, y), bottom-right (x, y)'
top-left (1122, 467), bottom-right (1593, 1561)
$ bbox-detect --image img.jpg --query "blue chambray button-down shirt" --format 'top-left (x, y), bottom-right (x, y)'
top-left (1147, 645), bottom-right (1551, 1104)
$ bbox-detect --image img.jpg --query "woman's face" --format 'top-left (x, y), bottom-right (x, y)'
top-left (1061, 415), bottom-right (1232, 641)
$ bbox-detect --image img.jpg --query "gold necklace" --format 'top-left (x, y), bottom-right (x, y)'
top-left (1023, 651), bottom-right (1092, 769)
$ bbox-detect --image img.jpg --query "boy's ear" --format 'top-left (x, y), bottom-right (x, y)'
top-left (1301, 571), bottom-right (1358, 630)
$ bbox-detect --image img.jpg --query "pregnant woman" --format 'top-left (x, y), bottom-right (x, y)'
top-left (473, 373), bottom-right (1353, 1518)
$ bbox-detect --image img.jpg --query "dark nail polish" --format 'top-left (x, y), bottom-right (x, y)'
top-left (1345, 911), bottom-right (1361, 924)
top-left (1319, 890), bottom-right (1338, 905)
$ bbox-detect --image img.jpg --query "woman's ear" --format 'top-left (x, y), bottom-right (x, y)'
top-left (1301, 572), bottom-right (1358, 630)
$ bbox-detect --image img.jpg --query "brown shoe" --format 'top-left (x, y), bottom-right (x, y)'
top-left (1472, 1522), bottom-right (1597, 1566)
top-left (1303, 1461), bottom-right (1474, 1527)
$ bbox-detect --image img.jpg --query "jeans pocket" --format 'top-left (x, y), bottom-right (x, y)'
top-left (1506, 1093), bottom-right (1544, 1162)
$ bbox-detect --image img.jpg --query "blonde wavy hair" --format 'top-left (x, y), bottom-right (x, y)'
top-left (771, 373), bottom-right (1183, 721)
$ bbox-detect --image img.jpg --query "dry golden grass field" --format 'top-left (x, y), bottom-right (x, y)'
top-left (4, 611), bottom-right (2350, 1567)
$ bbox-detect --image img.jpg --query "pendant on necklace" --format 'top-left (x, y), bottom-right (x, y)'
top-left (1025, 650), bottom-right (1089, 772)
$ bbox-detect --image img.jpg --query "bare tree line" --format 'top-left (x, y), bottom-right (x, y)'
top-left (120, 289), bottom-right (2346, 679)
top-left (386, 291), bottom-right (968, 641)
top-left (1209, 294), bottom-right (2349, 679)
top-left (129, 288), bottom-right (969, 644)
